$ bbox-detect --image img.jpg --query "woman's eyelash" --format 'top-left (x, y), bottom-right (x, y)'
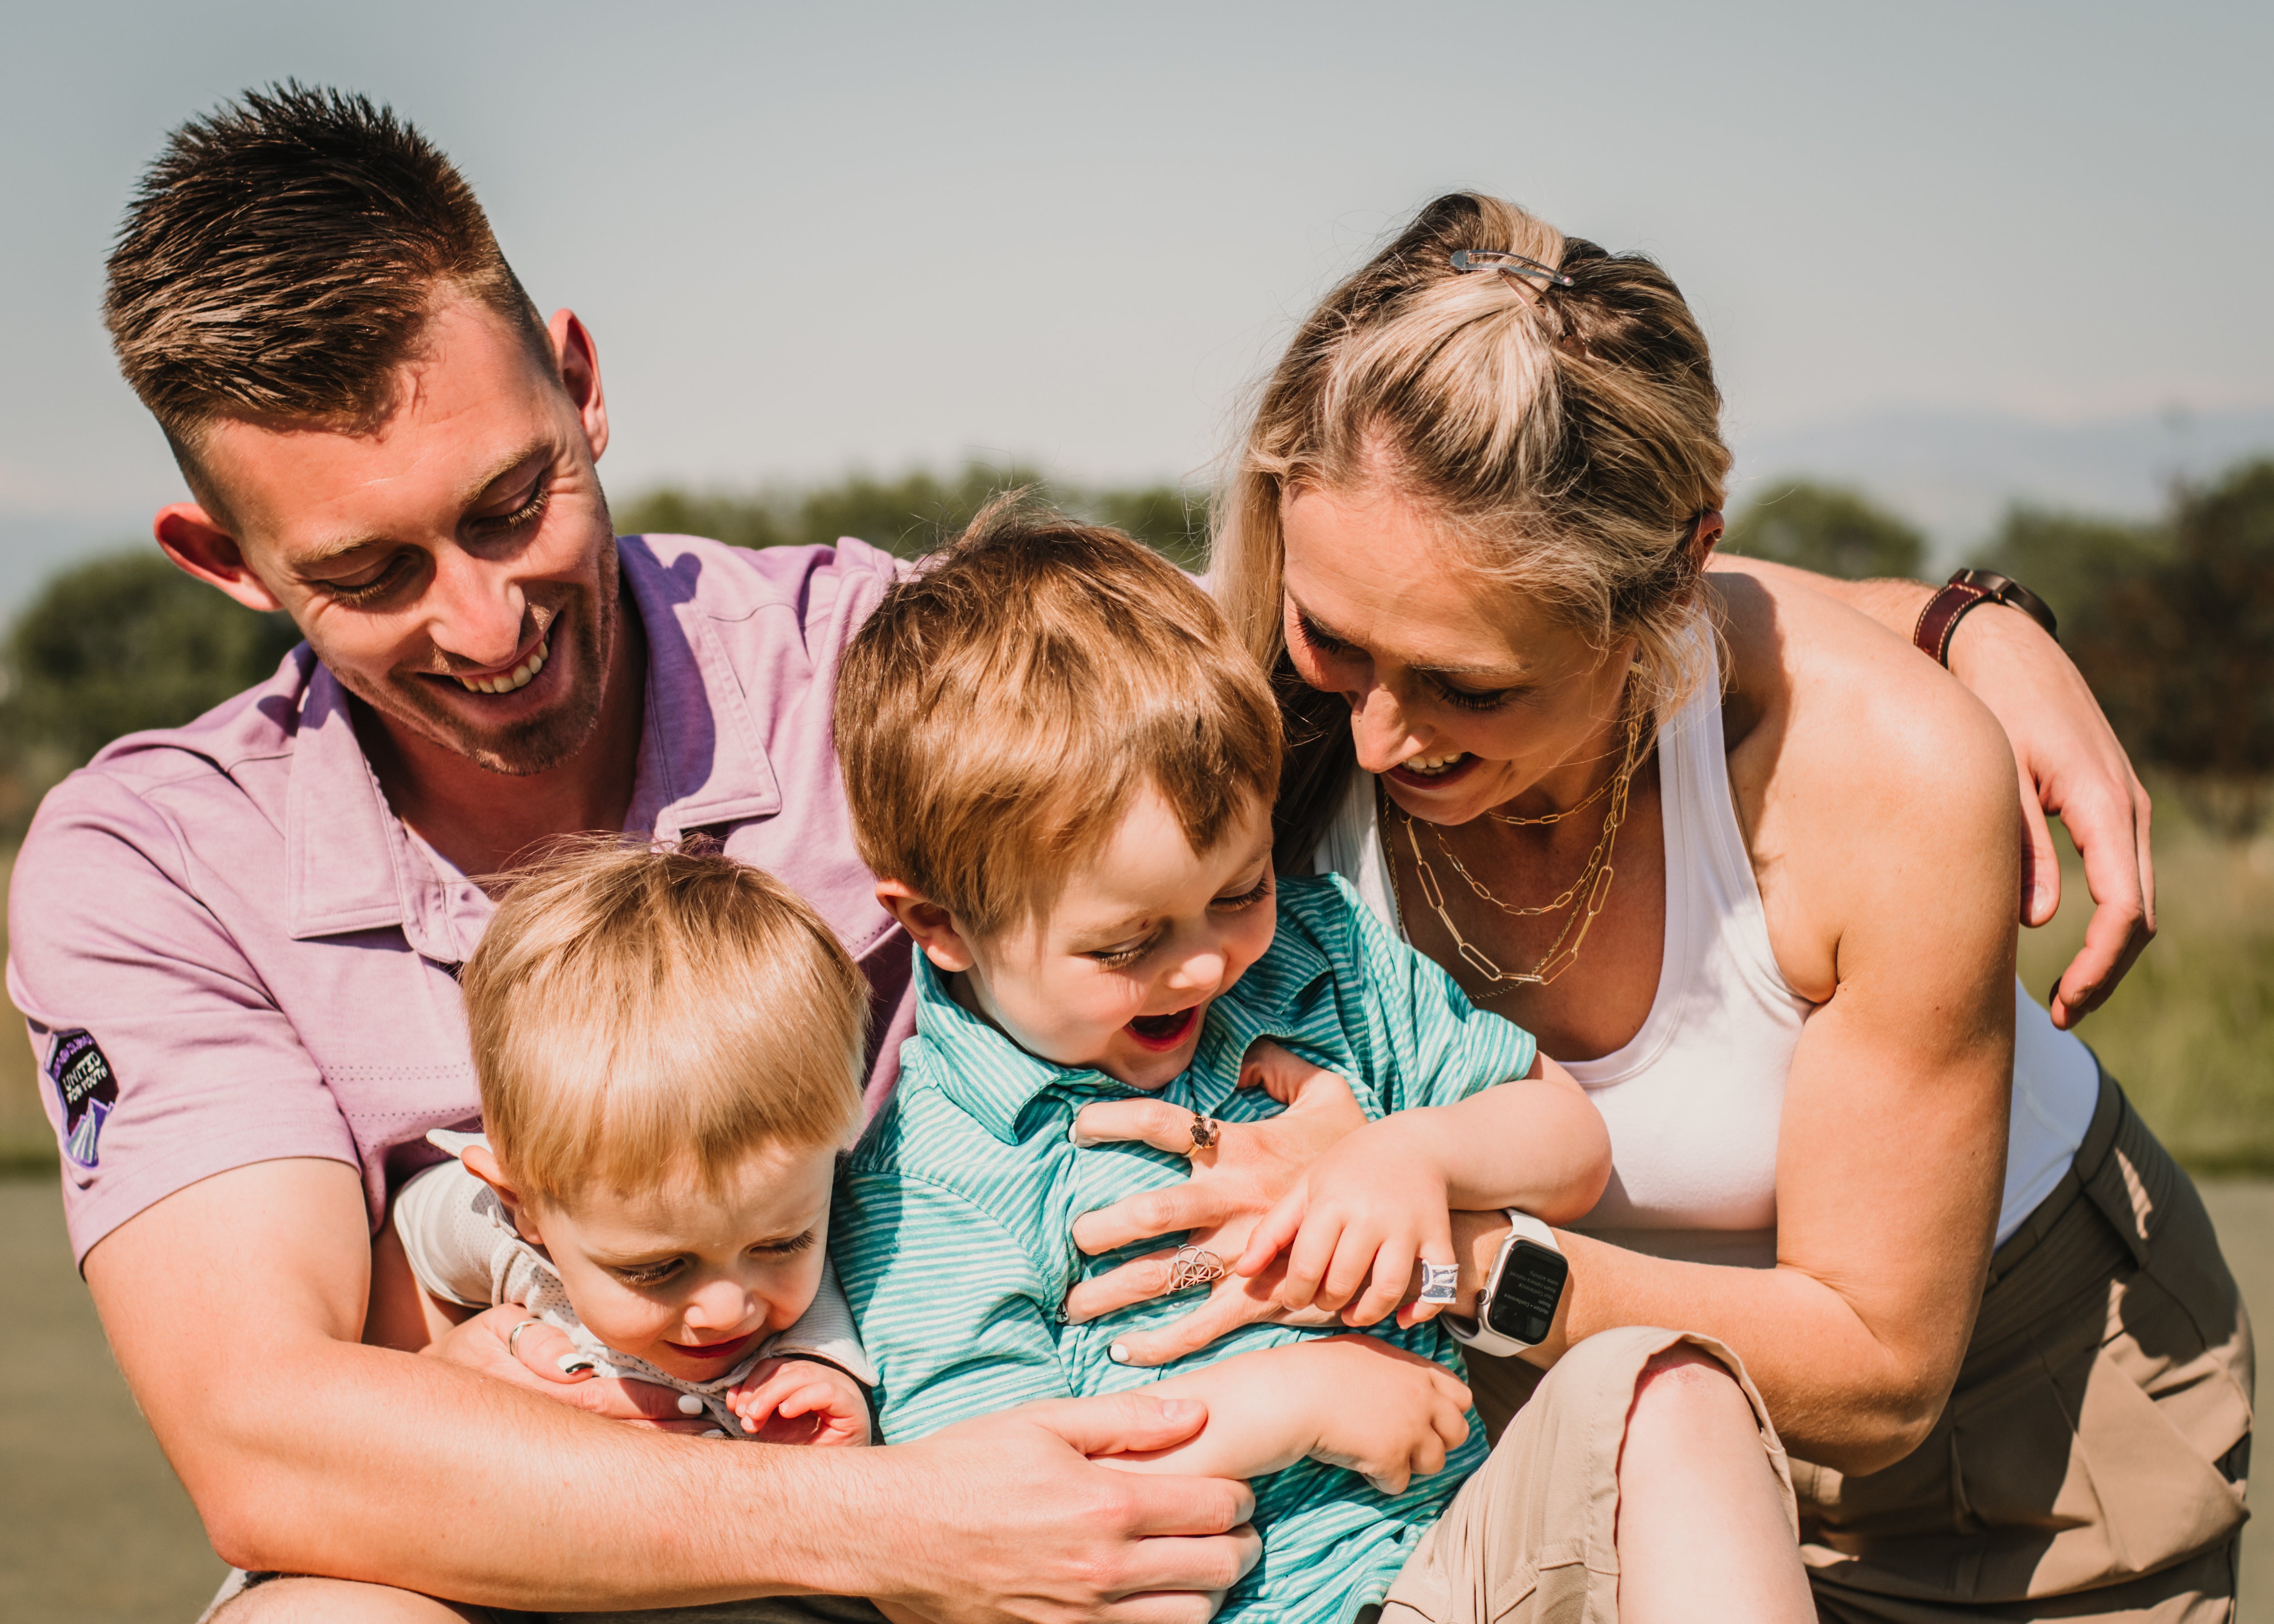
top-left (1294, 613), bottom-right (1350, 655)
top-left (1433, 681), bottom-right (1519, 713)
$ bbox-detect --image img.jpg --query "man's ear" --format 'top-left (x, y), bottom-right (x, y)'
top-left (458, 1143), bottom-right (541, 1243)
top-left (154, 505), bottom-right (285, 614)
top-left (875, 879), bottom-right (979, 973)
top-left (548, 308), bottom-right (609, 463)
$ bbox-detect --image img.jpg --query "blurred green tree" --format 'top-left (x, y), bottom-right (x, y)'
top-left (1724, 480), bottom-right (1926, 580)
top-left (616, 463), bottom-right (1209, 569)
top-left (0, 551), bottom-right (302, 832)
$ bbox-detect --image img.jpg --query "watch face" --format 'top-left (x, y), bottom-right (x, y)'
top-left (1486, 1241), bottom-right (1569, 1347)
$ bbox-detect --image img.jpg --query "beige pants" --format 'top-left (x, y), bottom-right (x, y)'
top-left (1379, 1325), bottom-right (1794, 1624)
top-left (1450, 1069), bottom-right (2252, 1623)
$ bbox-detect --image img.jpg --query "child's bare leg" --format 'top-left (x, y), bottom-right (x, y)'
top-left (1613, 1348), bottom-right (1813, 1624)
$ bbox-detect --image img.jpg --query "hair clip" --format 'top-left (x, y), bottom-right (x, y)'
top-left (1449, 249), bottom-right (1573, 288)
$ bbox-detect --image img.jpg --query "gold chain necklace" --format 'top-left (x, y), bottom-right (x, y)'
top-left (1390, 703), bottom-right (1647, 991)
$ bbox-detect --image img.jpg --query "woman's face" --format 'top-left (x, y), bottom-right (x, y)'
top-left (1280, 482), bottom-right (1636, 827)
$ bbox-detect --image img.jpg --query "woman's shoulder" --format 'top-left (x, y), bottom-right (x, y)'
top-left (1702, 571), bottom-right (2020, 995)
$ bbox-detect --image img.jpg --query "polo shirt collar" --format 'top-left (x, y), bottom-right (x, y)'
top-left (286, 536), bottom-right (784, 955)
top-left (912, 916), bottom-right (1338, 1145)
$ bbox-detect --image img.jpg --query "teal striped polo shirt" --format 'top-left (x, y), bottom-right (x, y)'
top-left (834, 874), bottom-right (1538, 1624)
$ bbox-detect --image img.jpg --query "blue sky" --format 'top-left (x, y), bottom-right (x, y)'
top-left (3, 1), bottom-right (2269, 602)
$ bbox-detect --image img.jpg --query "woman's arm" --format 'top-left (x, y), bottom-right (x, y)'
top-left (1710, 552), bottom-right (2154, 1028)
top-left (1524, 570), bottom-right (2017, 1474)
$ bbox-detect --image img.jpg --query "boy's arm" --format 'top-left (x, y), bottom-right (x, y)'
top-left (1092, 1334), bottom-right (1472, 1496)
top-left (1234, 1062), bottom-right (1610, 1329)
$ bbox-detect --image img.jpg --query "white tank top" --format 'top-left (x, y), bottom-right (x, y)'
top-left (1315, 625), bottom-right (2100, 1263)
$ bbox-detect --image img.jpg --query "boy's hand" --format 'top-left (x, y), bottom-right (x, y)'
top-left (1101, 1335), bottom-right (1469, 1495)
top-left (726, 1356), bottom-right (873, 1447)
top-left (1235, 1113), bottom-right (1454, 1330)
top-left (1293, 1336), bottom-right (1472, 1495)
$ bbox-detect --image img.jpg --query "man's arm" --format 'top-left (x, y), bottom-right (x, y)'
top-left (86, 1157), bottom-right (1257, 1620)
top-left (1709, 553), bottom-right (2154, 1027)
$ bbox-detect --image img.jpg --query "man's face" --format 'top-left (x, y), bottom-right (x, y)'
top-left (185, 296), bottom-right (619, 777)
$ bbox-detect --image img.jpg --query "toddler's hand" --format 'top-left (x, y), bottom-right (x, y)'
top-left (1235, 1113), bottom-right (1455, 1330)
top-left (1287, 1335), bottom-right (1471, 1495)
top-left (726, 1357), bottom-right (872, 1447)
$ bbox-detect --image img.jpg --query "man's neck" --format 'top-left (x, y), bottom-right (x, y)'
top-left (365, 591), bottom-right (649, 880)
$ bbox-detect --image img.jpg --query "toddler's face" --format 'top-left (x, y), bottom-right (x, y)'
top-left (515, 1139), bottom-right (837, 1383)
top-left (945, 788), bottom-right (1278, 1090)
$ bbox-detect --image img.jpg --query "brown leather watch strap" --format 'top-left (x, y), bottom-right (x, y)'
top-left (1913, 569), bottom-right (2059, 667)
top-left (1913, 580), bottom-right (1996, 666)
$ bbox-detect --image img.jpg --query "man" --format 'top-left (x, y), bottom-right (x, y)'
top-left (11, 82), bottom-right (2158, 1624)
top-left (9, 86), bottom-right (1268, 1622)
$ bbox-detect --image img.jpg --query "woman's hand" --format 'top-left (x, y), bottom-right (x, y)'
top-left (427, 1303), bottom-right (714, 1432)
top-left (1061, 1043), bottom-right (1364, 1364)
top-left (727, 1356), bottom-right (873, 1446)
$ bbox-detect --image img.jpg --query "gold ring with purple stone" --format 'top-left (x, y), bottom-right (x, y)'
top-left (1167, 1244), bottom-right (1227, 1292)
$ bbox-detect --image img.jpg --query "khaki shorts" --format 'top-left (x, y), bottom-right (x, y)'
top-left (1377, 1325), bottom-right (1793, 1624)
top-left (1446, 1069), bottom-right (2250, 1624)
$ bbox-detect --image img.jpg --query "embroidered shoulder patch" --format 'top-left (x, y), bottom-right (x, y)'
top-left (46, 1030), bottom-right (118, 1168)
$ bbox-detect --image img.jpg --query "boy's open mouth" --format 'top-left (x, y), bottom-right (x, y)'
top-left (1125, 1005), bottom-right (1200, 1052)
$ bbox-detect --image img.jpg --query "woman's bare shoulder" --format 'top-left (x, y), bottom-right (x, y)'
top-left (1703, 571), bottom-right (2020, 995)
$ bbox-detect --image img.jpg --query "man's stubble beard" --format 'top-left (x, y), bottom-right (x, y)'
top-left (340, 534), bottom-right (625, 779)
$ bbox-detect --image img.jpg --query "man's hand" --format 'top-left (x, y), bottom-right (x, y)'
top-left (727, 1357), bottom-right (871, 1447)
top-left (1063, 1043), bottom-right (1363, 1355)
top-left (431, 1304), bottom-right (711, 1432)
top-left (868, 1393), bottom-right (1261, 1624)
top-left (1943, 602), bottom-right (2156, 1028)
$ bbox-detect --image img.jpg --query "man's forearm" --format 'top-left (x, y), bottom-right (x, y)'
top-left (86, 1159), bottom-right (890, 1609)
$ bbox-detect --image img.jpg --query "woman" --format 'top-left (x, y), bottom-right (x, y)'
top-left (1065, 194), bottom-right (2250, 1622)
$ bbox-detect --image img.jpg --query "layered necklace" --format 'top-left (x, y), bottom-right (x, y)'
top-left (1390, 694), bottom-right (1649, 993)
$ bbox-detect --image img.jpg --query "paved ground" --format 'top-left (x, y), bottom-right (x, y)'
top-left (3, 1177), bottom-right (2270, 1623)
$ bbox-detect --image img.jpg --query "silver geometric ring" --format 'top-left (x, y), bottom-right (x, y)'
top-left (1167, 1244), bottom-right (1227, 1292)
top-left (1417, 1262), bottom-right (1461, 1305)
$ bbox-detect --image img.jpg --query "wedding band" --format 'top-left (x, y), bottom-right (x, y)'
top-left (507, 1317), bottom-right (540, 1359)
top-left (1418, 1262), bottom-right (1460, 1305)
top-left (1167, 1244), bottom-right (1226, 1292)
top-left (1188, 1114), bottom-right (1221, 1153)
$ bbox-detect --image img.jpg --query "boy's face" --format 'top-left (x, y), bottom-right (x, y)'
top-left (511, 1140), bottom-right (837, 1383)
top-left (906, 788), bottom-right (1279, 1091)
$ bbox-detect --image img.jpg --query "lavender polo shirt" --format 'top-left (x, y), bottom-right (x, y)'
top-left (7, 533), bottom-right (917, 1266)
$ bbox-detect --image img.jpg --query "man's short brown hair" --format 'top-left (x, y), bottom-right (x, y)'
top-left (834, 497), bottom-right (1282, 937)
top-left (461, 838), bottom-right (868, 1207)
top-left (104, 82), bottom-right (549, 453)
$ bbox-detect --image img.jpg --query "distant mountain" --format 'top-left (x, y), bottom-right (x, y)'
top-left (1728, 405), bottom-right (2274, 568)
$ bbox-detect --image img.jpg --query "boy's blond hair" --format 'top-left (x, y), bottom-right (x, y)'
top-left (834, 497), bottom-right (1282, 937)
top-left (461, 838), bottom-right (867, 1206)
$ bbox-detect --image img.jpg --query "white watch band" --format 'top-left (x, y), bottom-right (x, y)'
top-left (1445, 1209), bottom-right (1563, 1358)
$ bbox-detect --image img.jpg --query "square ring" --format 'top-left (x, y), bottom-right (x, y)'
top-left (1418, 1261), bottom-right (1460, 1305)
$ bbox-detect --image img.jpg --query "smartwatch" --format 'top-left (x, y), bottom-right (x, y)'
top-left (1445, 1211), bottom-right (1569, 1357)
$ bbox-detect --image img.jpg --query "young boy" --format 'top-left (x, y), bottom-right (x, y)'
top-left (394, 839), bottom-right (876, 1444)
top-left (829, 504), bottom-right (1614, 1624)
